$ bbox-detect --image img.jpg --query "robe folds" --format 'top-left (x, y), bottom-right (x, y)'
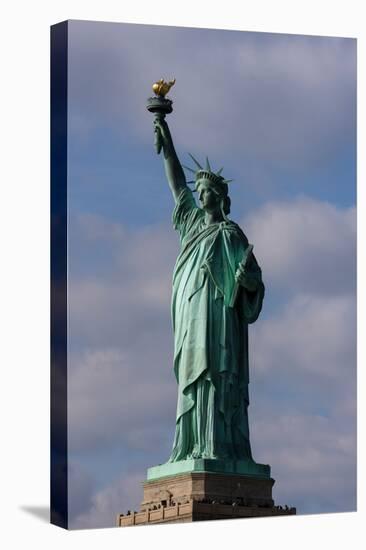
top-left (168, 187), bottom-right (264, 462)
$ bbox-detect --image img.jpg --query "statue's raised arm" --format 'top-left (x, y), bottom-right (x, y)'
top-left (146, 78), bottom-right (188, 202)
top-left (153, 117), bottom-right (188, 202)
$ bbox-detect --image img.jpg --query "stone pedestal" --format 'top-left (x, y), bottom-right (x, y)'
top-left (118, 499), bottom-right (296, 526)
top-left (142, 471), bottom-right (274, 510)
top-left (117, 468), bottom-right (296, 527)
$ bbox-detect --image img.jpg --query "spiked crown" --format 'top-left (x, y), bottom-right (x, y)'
top-left (182, 154), bottom-right (233, 192)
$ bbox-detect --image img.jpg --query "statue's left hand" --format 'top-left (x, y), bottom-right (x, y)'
top-left (235, 266), bottom-right (257, 291)
top-left (235, 265), bottom-right (246, 286)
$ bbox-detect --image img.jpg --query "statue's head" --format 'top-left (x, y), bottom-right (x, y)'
top-left (183, 155), bottom-right (233, 219)
top-left (196, 174), bottom-right (231, 216)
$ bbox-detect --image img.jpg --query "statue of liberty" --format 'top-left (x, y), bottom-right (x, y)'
top-left (152, 114), bottom-right (265, 465)
top-left (118, 84), bottom-right (297, 526)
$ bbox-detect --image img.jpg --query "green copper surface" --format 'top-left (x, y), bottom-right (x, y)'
top-left (168, 192), bottom-right (264, 462)
top-left (150, 109), bottom-right (265, 475)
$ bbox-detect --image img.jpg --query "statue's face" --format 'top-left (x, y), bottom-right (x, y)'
top-left (198, 180), bottom-right (220, 212)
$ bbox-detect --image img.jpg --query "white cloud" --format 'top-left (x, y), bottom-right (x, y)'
top-left (242, 197), bottom-right (356, 296)
top-left (241, 197), bottom-right (357, 515)
top-left (68, 214), bottom-right (178, 348)
top-left (68, 214), bottom-right (181, 453)
top-left (251, 412), bottom-right (356, 514)
top-left (68, 21), bottom-right (355, 167)
top-left (68, 347), bottom-right (176, 453)
top-left (251, 292), bottom-right (356, 381)
top-left (68, 462), bottom-right (96, 520)
top-left (69, 470), bottom-right (143, 529)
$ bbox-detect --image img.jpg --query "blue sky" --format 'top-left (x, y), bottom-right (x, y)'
top-left (65, 20), bottom-right (356, 528)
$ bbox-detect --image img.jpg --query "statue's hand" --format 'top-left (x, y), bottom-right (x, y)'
top-left (153, 117), bottom-right (173, 155)
top-left (152, 118), bottom-right (163, 155)
top-left (154, 123), bottom-right (163, 154)
top-left (235, 266), bottom-right (258, 291)
top-left (235, 265), bottom-right (247, 286)
top-left (153, 117), bottom-right (169, 141)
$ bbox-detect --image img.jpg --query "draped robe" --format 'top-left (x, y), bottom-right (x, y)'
top-left (168, 187), bottom-right (264, 462)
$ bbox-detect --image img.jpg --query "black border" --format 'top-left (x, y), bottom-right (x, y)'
top-left (50, 20), bottom-right (68, 529)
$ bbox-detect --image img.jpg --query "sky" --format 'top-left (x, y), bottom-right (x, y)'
top-left (64, 19), bottom-right (356, 529)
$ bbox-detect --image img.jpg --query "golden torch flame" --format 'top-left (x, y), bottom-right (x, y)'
top-left (152, 78), bottom-right (176, 97)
